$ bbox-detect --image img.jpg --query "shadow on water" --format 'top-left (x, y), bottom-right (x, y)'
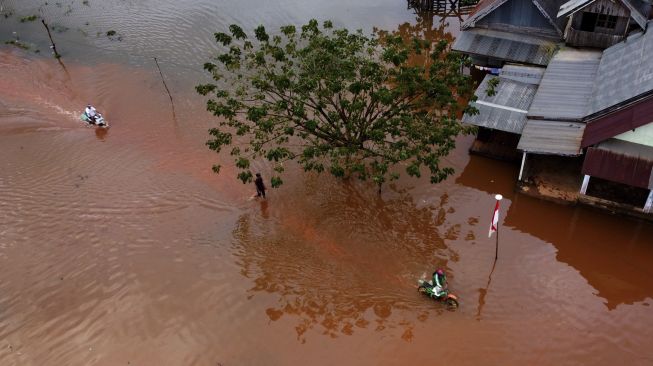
top-left (94, 124), bottom-right (109, 140)
top-left (506, 194), bottom-right (653, 310)
top-left (456, 154), bottom-right (520, 198)
top-left (231, 178), bottom-right (462, 342)
top-left (458, 155), bottom-right (653, 310)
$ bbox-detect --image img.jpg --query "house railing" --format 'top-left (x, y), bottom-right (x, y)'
top-left (407, 0), bottom-right (478, 13)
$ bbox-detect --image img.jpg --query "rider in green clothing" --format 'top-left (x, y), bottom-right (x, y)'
top-left (432, 269), bottom-right (447, 298)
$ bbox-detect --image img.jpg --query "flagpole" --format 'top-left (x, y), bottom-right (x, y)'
top-left (479, 194), bottom-right (503, 320)
top-left (492, 194), bottom-right (502, 261)
top-left (495, 220), bottom-right (499, 261)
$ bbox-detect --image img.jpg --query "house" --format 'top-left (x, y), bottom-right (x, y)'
top-left (463, 64), bottom-right (545, 160)
top-left (456, 0), bottom-right (653, 217)
top-left (558, 0), bottom-right (650, 48)
top-left (453, 0), bottom-right (569, 66)
top-left (514, 26), bottom-right (653, 215)
top-left (578, 28), bottom-right (653, 213)
top-left (515, 49), bottom-right (601, 182)
top-left (454, 0), bottom-right (651, 67)
top-left (457, 0), bottom-right (571, 159)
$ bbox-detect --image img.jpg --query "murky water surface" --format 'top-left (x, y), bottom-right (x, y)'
top-left (1, 1), bottom-right (653, 365)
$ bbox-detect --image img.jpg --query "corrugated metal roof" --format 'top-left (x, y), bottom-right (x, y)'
top-left (463, 66), bottom-right (545, 134)
top-left (452, 28), bottom-right (559, 66)
top-left (558, 0), bottom-right (594, 17)
top-left (588, 24), bottom-right (653, 116)
top-left (501, 64), bottom-right (547, 84)
top-left (532, 0), bottom-right (570, 35)
top-left (463, 0), bottom-right (510, 29)
top-left (582, 139), bottom-right (653, 189)
top-left (464, 0), bottom-right (569, 35)
top-left (622, 0), bottom-right (650, 29)
top-left (517, 120), bottom-right (586, 155)
top-left (527, 49), bottom-right (602, 121)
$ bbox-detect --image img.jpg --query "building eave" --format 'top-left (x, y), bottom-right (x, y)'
top-left (462, 0), bottom-right (511, 29)
top-left (582, 93), bottom-right (653, 147)
top-left (532, 0), bottom-right (565, 36)
top-left (621, 0), bottom-right (648, 29)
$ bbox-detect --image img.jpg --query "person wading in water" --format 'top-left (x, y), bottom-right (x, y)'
top-left (254, 173), bottom-right (266, 198)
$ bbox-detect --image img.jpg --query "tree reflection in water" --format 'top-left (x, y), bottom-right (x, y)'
top-left (232, 182), bottom-right (464, 342)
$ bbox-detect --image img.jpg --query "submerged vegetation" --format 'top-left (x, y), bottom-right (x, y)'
top-left (105, 29), bottom-right (122, 41)
top-left (5, 40), bottom-right (30, 50)
top-left (51, 24), bottom-right (69, 33)
top-left (20, 15), bottom-right (39, 22)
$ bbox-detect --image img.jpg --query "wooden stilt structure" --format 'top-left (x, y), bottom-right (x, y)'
top-left (407, 0), bottom-right (478, 14)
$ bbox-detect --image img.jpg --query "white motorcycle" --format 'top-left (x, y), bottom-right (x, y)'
top-left (80, 111), bottom-right (109, 128)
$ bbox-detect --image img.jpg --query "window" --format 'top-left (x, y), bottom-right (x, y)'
top-left (580, 12), bottom-right (598, 32)
top-left (579, 12), bottom-right (619, 31)
top-left (596, 14), bottom-right (618, 29)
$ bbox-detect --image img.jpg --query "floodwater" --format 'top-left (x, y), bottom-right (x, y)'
top-left (1, 1), bottom-right (653, 365)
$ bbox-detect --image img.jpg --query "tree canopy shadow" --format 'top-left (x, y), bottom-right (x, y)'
top-left (230, 178), bottom-right (462, 342)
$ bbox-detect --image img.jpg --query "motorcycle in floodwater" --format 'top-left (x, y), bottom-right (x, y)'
top-left (417, 279), bottom-right (459, 309)
top-left (80, 112), bottom-right (109, 128)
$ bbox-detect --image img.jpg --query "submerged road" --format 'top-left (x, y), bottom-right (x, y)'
top-left (1, 0), bottom-right (653, 364)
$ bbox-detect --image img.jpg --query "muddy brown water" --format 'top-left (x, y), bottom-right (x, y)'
top-left (1, 1), bottom-right (653, 365)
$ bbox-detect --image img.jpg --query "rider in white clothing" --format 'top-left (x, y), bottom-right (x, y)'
top-left (85, 104), bottom-right (97, 122)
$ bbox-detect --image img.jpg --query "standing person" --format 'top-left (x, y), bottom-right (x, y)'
top-left (254, 173), bottom-right (266, 198)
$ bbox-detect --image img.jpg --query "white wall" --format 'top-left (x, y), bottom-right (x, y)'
top-left (615, 122), bottom-right (653, 147)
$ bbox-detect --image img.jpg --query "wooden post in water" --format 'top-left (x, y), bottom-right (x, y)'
top-left (41, 19), bottom-right (61, 59)
top-left (153, 57), bottom-right (177, 121)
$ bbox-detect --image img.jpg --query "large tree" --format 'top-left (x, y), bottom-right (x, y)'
top-left (197, 19), bottom-right (476, 190)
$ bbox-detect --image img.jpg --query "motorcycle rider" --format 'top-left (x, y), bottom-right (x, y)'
top-left (432, 269), bottom-right (447, 298)
top-left (85, 104), bottom-right (98, 124)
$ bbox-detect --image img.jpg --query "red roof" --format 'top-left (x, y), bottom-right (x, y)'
top-left (469, 0), bottom-right (503, 17)
top-left (582, 145), bottom-right (653, 189)
top-left (582, 94), bottom-right (653, 148)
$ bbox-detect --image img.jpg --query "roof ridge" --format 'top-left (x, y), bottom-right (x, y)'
top-left (464, 0), bottom-right (566, 37)
top-left (558, 0), bottom-right (648, 29)
top-left (620, 0), bottom-right (648, 29)
top-left (531, 0), bottom-right (565, 36)
top-left (462, 0), bottom-right (511, 29)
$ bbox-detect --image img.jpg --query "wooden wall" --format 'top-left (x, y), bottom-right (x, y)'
top-left (566, 0), bottom-right (630, 48)
top-left (583, 0), bottom-right (630, 17)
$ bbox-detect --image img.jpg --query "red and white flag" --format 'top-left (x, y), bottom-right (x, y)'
top-left (488, 194), bottom-right (502, 238)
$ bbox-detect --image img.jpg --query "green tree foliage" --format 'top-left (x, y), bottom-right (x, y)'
top-left (197, 19), bottom-right (477, 189)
